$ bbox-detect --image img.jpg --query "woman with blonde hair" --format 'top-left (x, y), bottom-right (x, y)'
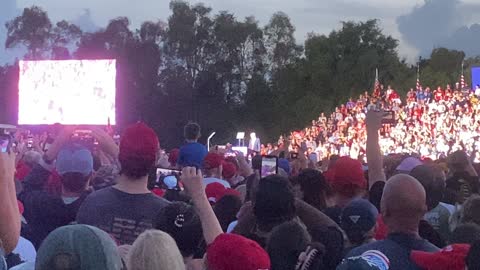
top-left (128, 230), bottom-right (185, 270)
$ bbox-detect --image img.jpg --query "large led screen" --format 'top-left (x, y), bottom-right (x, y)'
top-left (18, 59), bottom-right (116, 125)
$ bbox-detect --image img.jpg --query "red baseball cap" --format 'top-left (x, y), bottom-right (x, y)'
top-left (411, 244), bottom-right (470, 270)
top-left (223, 188), bottom-right (241, 199)
top-left (207, 234), bottom-right (271, 270)
top-left (205, 183), bottom-right (227, 204)
top-left (204, 153), bottom-right (224, 170)
top-left (331, 157), bottom-right (367, 194)
top-left (119, 122), bottom-right (159, 164)
top-left (152, 187), bottom-right (165, 197)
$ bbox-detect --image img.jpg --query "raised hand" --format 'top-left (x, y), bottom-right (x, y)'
top-left (90, 127), bottom-right (119, 158)
top-left (366, 110), bottom-right (384, 132)
top-left (181, 166), bottom-right (223, 244)
top-left (0, 151), bottom-right (20, 253)
top-left (181, 167), bottom-right (204, 199)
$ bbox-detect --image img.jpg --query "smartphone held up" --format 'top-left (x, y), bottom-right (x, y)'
top-left (0, 124), bottom-right (16, 154)
top-left (261, 155), bottom-right (278, 178)
top-left (156, 168), bottom-right (182, 191)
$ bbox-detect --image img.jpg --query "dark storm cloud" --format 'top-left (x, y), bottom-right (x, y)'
top-left (397, 0), bottom-right (480, 57)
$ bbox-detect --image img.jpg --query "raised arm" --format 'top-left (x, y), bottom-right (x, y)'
top-left (0, 152), bottom-right (20, 253)
top-left (43, 126), bottom-right (77, 162)
top-left (181, 167), bottom-right (223, 244)
top-left (366, 110), bottom-right (386, 188)
top-left (90, 127), bottom-right (119, 159)
top-left (23, 126), bottom-right (75, 193)
top-left (235, 150), bottom-right (253, 177)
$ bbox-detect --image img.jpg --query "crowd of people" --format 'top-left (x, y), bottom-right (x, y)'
top-left (267, 84), bottom-right (480, 163)
top-left (2, 85), bottom-right (480, 269)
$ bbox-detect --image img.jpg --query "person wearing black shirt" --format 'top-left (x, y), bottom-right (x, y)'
top-left (20, 127), bottom-right (94, 249)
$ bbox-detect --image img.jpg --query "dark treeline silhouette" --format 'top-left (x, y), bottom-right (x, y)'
top-left (1, 2), bottom-right (480, 148)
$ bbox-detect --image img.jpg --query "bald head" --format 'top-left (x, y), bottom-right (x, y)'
top-left (381, 174), bottom-right (427, 234)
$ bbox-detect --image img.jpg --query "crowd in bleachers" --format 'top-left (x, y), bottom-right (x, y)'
top-left (264, 84), bottom-right (480, 164)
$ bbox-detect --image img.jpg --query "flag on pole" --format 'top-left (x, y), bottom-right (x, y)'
top-left (416, 63), bottom-right (421, 90)
top-left (460, 61), bottom-right (467, 90)
top-left (373, 68), bottom-right (380, 98)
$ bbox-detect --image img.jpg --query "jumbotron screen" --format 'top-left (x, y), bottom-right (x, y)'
top-left (18, 59), bottom-right (116, 125)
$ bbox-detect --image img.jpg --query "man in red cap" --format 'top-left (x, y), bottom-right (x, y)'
top-left (203, 153), bottom-right (230, 188)
top-left (77, 123), bottom-right (169, 245)
top-left (323, 156), bottom-right (367, 225)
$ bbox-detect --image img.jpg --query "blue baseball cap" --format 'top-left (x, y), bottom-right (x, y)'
top-left (341, 199), bottom-right (378, 234)
top-left (55, 144), bottom-right (94, 176)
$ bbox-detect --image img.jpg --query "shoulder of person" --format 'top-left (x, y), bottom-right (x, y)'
top-left (345, 241), bottom-right (388, 258)
top-left (9, 261), bottom-right (34, 270)
top-left (150, 193), bottom-right (170, 205)
top-left (78, 187), bottom-right (117, 207)
top-left (21, 190), bottom-right (61, 207)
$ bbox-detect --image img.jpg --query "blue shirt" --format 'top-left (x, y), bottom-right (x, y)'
top-left (417, 91), bottom-right (426, 100)
top-left (178, 142), bottom-right (208, 168)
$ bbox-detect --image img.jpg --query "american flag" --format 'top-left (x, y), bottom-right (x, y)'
top-left (416, 63), bottom-right (421, 90)
top-left (373, 68), bottom-right (380, 97)
top-left (460, 61), bottom-right (467, 90)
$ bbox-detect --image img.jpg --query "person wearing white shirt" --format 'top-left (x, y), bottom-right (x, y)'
top-left (475, 85), bottom-right (480, 96)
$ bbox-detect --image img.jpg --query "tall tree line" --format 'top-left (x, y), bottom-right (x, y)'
top-left (1, 2), bottom-right (479, 148)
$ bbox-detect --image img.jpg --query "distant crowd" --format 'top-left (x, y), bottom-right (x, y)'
top-left (262, 84), bottom-right (480, 164)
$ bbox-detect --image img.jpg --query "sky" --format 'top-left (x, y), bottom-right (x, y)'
top-left (1, 0), bottom-right (480, 64)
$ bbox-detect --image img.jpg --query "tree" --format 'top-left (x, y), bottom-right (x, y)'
top-left (418, 48), bottom-right (466, 88)
top-left (4, 2), bottom-right (479, 148)
top-left (5, 6), bottom-right (52, 59)
top-left (51, 20), bottom-right (82, 59)
top-left (264, 12), bottom-right (301, 74)
top-left (302, 20), bottom-right (409, 105)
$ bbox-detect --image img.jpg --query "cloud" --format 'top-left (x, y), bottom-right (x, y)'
top-left (72, 9), bottom-right (99, 33)
top-left (397, 0), bottom-right (480, 57)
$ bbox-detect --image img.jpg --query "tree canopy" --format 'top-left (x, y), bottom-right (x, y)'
top-left (1, 3), bottom-right (479, 148)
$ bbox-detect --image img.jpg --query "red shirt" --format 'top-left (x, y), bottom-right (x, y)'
top-left (445, 90), bottom-right (453, 101)
top-left (434, 90), bottom-right (444, 101)
top-left (407, 91), bottom-right (416, 102)
top-left (414, 107), bottom-right (424, 120)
